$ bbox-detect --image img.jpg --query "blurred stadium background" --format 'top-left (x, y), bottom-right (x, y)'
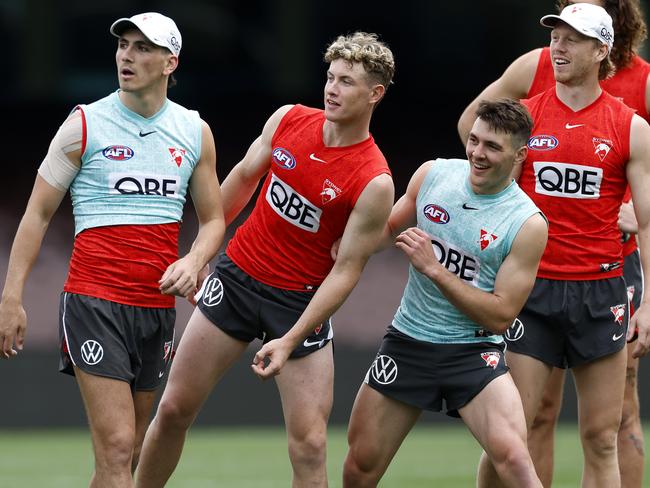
top-left (1, 0), bottom-right (650, 483)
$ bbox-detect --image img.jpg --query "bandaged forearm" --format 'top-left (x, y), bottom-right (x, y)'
top-left (38, 112), bottom-right (82, 191)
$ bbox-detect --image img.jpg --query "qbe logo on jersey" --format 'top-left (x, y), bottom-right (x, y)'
top-left (431, 237), bottom-right (481, 286)
top-left (109, 172), bottom-right (180, 198)
top-left (266, 173), bottom-right (322, 232)
top-left (533, 161), bottom-right (602, 199)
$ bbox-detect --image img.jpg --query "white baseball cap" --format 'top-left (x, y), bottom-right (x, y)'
top-left (540, 3), bottom-right (614, 50)
top-left (110, 12), bottom-right (182, 56)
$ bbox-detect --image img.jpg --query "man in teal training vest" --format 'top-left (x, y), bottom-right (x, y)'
top-left (343, 99), bottom-right (548, 488)
top-left (0, 12), bottom-right (224, 488)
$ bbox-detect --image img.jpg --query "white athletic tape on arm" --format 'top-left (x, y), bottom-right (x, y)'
top-left (38, 111), bottom-right (82, 191)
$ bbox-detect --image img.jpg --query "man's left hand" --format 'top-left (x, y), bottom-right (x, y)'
top-left (630, 304), bottom-right (650, 358)
top-left (251, 338), bottom-right (293, 380)
top-left (159, 256), bottom-right (200, 299)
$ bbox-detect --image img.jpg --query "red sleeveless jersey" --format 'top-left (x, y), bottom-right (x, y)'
top-left (528, 48), bottom-right (650, 256)
top-left (226, 104), bottom-right (391, 290)
top-left (521, 90), bottom-right (634, 280)
top-left (64, 223), bottom-right (180, 307)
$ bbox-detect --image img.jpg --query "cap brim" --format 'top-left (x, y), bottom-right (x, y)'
top-left (540, 14), bottom-right (562, 28)
top-left (110, 18), bottom-right (138, 37)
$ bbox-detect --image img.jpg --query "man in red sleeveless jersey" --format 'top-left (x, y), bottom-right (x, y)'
top-left (135, 32), bottom-right (396, 488)
top-left (458, 1), bottom-right (649, 486)
top-left (465, 4), bottom-right (650, 487)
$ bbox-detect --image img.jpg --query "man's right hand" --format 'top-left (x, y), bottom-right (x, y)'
top-left (0, 300), bottom-right (27, 359)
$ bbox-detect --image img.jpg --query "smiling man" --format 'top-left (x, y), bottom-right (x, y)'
top-left (457, 1), bottom-right (650, 486)
top-left (135, 32), bottom-right (396, 488)
top-left (474, 4), bottom-right (650, 487)
top-left (342, 98), bottom-right (547, 488)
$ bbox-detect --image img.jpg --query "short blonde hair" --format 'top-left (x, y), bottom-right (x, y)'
top-left (324, 32), bottom-right (395, 90)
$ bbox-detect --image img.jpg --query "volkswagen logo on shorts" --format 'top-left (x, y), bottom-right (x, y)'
top-left (370, 354), bottom-right (398, 385)
top-left (202, 277), bottom-right (224, 307)
top-left (80, 340), bottom-right (104, 365)
top-left (505, 318), bottom-right (524, 342)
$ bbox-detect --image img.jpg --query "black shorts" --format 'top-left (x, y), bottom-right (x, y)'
top-left (624, 250), bottom-right (643, 313)
top-left (196, 254), bottom-right (333, 359)
top-left (504, 277), bottom-right (628, 368)
top-left (364, 326), bottom-right (508, 418)
top-left (59, 292), bottom-right (175, 391)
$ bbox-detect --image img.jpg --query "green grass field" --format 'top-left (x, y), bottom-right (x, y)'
top-left (1, 424), bottom-right (648, 487)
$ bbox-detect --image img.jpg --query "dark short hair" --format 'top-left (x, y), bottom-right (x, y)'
top-left (475, 98), bottom-right (533, 148)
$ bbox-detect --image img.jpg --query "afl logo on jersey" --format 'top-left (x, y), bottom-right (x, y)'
top-left (527, 135), bottom-right (558, 151)
top-left (423, 204), bottom-right (450, 224)
top-left (103, 145), bottom-right (134, 161)
top-left (272, 147), bottom-right (297, 170)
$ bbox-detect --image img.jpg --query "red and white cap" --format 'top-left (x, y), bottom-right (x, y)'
top-left (110, 12), bottom-right (182, 56)
top-left (541, 2), bottom-right (613, 50)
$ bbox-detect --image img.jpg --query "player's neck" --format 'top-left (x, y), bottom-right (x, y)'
top-left (322, 117), bottom-right (371, 148)
top-left (118, 87), bottom-right (167, 119)
top-left (555, 78), bottom-right (602, 112)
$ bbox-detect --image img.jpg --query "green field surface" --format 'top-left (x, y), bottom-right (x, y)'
top-left (1, 424), bottom-right (648, 487)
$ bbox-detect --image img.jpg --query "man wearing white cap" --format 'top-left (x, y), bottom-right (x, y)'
top-left (474, 4), bottom-right (650, 487)
top-left (0, 12), bottom-right (224, 487)
top-left (459, 1), bottom-right (650, 486)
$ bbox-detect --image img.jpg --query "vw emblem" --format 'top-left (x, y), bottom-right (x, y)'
top-left (505, 318), bottom-right (524, 342)
top-left (202, 277), bottom-right (224, 307)
top-left (80, 340), bottom-right (104, 365)
top-left (370, 354), bottom-right (398, 385)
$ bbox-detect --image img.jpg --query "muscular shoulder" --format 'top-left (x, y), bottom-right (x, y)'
top-left (515, 212), bottom-right (548, 249)
top-left (358, 173), bottom-right (394, 204)
top-left (258, 104), bottom-right (295, 144)
top-left (404, 160), bottom-right (436, 199)
top-left (630, 114), bottom-right (650, 158)
top-left (497, 48), bottom-right (544, 98)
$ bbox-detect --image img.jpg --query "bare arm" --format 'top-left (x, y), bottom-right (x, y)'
top-left (220, 105), bottom-right (294, 226)
top-left (626, 115), bottom-right (650, 356)
top-left (330, 160), bottom-right (430, 260)
top-left (396, 213), bottom-right (547, 334)
top-left (0, 114), bottom-right (82, 358)
top-left (618, 200), bottom-right (637, 234)
top-left (159, 120), bottom-right (226, 300)
top-left (251, 173), bottom-right (395, 378)
top-left (457, 49), bottom-right (542, 144)
top-left (371, 160), bottom-right (433, 252)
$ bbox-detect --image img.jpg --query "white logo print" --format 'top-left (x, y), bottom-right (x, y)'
top-left (309, 153), bottom-right (327, 163)
top-left (431, 237), bottom-right (481, 285)
top-left (321, 179), bottom-right (342, 204)
top-left (533, 161), bottom-right (602, 199)
top-left (202, 277), bottom-right (224, 307)
top-left (593, 138), bottom-right (612, 161)
top-left (505, 318), bottom-right (524, 342)
top-left (370, 355), bottom-right (398, 385)
top-left (266, 174), bottom-right (322, 232)
top-left (303, 338), bottom-right (325, 348)
top-left (80, 340), bottom-right (104, 365)
top-left (612, 332), bottom-right (625, 341)
top-left (565, 123), bottom-right (584, 129)
top-left (481, 352), bottom-right (501, 369)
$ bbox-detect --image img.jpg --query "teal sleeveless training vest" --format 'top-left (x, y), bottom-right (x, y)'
top-left (392, 158), bottom-right (542, 344)
top-left (70, 91), bottom-right (201, 235)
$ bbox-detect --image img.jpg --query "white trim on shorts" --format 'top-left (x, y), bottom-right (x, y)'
top-left (61, 292), bottom-right (77, 367)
